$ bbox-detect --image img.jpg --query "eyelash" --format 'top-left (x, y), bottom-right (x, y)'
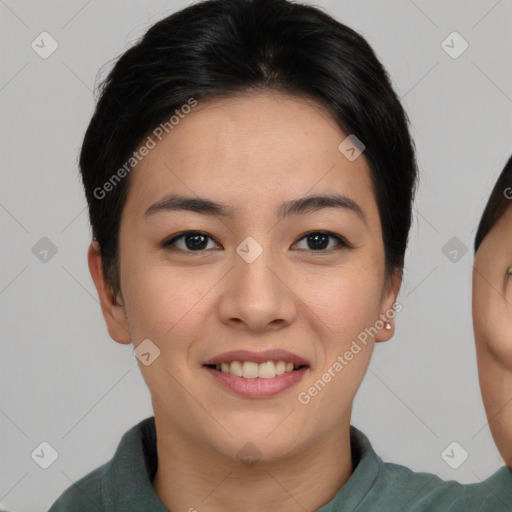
top-left (161, 230), bottom-right (353, 254)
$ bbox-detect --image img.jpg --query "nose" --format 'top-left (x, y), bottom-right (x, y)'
top-left (217, 246), bottom-right (298, 333)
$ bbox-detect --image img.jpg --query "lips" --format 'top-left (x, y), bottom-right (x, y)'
top-left (203, 362), bottom-right (309, 398)
top-left (202, 349), bottom-right (310, 397)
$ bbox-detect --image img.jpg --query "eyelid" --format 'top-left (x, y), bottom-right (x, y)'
top-left (162, 231), bottom-right (221, 251)
top-left (294, 230), bottom-right (353, 250)
top-left (162, 230), bottom-right (353, 252)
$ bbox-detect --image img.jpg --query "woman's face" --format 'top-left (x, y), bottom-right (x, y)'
top-left (473, 204), bottom-right (512, 366)
top-left (99, 92), bottom-right (399, 461)
top-left (473, 202), bottom-right (512, 465)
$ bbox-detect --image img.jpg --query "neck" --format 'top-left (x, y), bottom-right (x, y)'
top-left (152, 407), bottom-right (354, 512)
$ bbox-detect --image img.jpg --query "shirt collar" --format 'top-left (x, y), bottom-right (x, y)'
top-left (101, 416), bottom-right (167, 511)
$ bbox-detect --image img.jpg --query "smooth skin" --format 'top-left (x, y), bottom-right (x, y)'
top-left (473, 203), bottom-right (512, 468)
top-left (88, 91), bottom-right (400, 512)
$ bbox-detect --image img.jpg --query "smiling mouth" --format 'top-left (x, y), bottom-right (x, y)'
top-left (203, 360), bottom-right (308, 379)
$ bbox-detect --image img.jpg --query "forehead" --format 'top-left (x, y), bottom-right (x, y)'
top-left (124, 92), bottom-right (378, 223)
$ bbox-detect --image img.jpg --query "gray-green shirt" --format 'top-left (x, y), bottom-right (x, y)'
top-left (47, 417), bottom-right (512, 511)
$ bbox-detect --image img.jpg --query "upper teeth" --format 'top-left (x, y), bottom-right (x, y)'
top-left (215, 361), bottom-right (299, 379)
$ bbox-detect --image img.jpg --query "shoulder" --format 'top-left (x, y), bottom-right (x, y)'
top-left (349, 427), bottom-right (512, 511)
top-left (46, 417), bottom-right (157, 512)
top-left (47, 463), bottom-right (107, 511)
top-left (379, 459), bottom-right (512, 511)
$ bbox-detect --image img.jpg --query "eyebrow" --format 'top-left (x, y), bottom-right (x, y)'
top-left (144, 193), bottom-right (367, 224)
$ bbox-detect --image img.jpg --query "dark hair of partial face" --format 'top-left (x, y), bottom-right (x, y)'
top-left (474, 154), bottom-right (512, 254)
top-left (79, 0), bottom-right (418, 297)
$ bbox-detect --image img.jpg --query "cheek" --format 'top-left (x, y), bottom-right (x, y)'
top-left (122, 261), bottom-right (210, 353)
top-left (295, 264), bottom-right (384, 365)
top-left (122, 265), bottom-right (214, 403)
top-left (308, 263), bottom-right (382, 322)
top-left (474, 276), bottom-right (512, 365)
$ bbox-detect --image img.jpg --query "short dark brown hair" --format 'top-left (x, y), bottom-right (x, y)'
top-left (79, 0), bottom-right (418, 296)
top-left (474, 154), bottom-right (512, 253)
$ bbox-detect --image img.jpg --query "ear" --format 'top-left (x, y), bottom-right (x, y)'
top-left (87, 242), bottom-right (131, 344)
top-left (374, 268), bottom-right (402, 343)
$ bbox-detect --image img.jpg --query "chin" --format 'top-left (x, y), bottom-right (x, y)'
top-left (214, 426), bottom-right (305, 464)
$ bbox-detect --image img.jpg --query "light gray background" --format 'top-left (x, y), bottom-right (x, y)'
top-left (1, 0), bottom-right (511, 510)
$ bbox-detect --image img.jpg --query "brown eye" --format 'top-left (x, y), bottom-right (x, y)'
top-left (163, 231), bottom-right (220, 252)
top-left (294, 231), bottom-right (352, 252)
